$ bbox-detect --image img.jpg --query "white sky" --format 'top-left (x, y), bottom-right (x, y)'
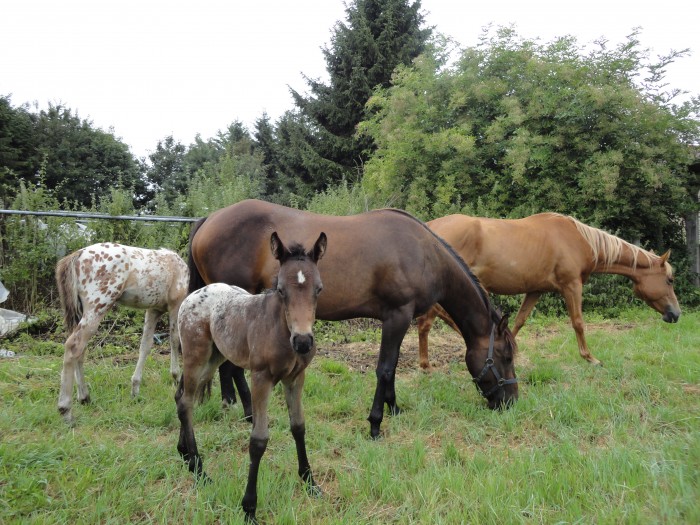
top-left (1, 0), bottom-right (697, 159)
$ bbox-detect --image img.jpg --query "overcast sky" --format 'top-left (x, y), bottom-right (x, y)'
top-left (2, 0), bottom-right (697, 159)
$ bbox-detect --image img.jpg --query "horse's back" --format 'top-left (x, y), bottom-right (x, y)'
top-left (192, 200), bottom-right (446, 320)
top-left (74, 243), bottom-right (186, 310)
top-left (428, 213), bottom-right (592, 293)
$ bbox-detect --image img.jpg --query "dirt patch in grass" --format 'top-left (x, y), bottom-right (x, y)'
top-left (317, 325), bottom-right (465, 374)
top-left (315, 317), bottom-right (642, 375)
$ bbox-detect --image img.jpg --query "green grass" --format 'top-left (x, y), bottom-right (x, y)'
top-left (1, 308), bottom-right (698, 523)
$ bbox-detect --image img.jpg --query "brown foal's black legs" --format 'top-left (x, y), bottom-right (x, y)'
top-left (241, 435), bottom-right (267, 524)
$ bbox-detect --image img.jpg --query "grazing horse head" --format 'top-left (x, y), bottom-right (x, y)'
top-left (465, 313), bottom-right (518, 409)
top-left (270, 231), bottom-right (327, 355)
top-left (632, 250), bottom-right (681, 324)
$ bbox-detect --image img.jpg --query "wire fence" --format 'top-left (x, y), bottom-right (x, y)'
top-left (0, 209), bottom-right (199, 223)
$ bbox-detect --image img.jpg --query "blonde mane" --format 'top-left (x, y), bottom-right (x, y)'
top-left (556, 214), bottom-right (672, 277)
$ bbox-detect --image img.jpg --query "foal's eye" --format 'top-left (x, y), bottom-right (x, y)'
top-left (666, 278), bottom-right (673, 286)
top-left (277, 288), bottom-right (285, 298)
top-left (315, 285), bottom-right (323, 296)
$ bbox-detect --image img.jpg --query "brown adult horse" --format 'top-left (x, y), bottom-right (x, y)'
top-left (176, 232), bottom-right (326, 524)
top-left (188, 199), bottom-right (518, 438)
top-left (417, 213), bottom-right (681, 369)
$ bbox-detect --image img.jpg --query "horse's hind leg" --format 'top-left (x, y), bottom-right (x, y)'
top-left (218, 359), bottom-right (238, 408)
top-left (418, 304), bottom-right (461, 371)
top-left (561, 284), bottom-right (601, 365)
top-left (58, 313), bottom-right (102, 424)
top-left (131, 308), bottom-right (160, 397)
top-left (168, 305), bottom-right (181, 384)
top-left (512, 292), bottom-right (542, 337)
top-left (417, 307), bottom-right (437, 371)
top-left (232, 365), bottom-right (252, 422)
top-left (175, 379), bottom-right (204, 477)
top-left (283, 371), bottom-right (321, 495)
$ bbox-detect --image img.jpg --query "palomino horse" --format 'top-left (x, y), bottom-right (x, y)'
top-left (176, 232), bottom-right (326, 524)
top-left (56, 242), bottom-right (188, 424)
top-left (417, 213), bottom-right (681, 369)
top-left (188, 199), bottom-right (518, 439)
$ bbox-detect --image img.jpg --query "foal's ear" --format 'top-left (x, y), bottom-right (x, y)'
top-left (497, 314), bottom-right (510, 335)
top-left (270, 232), bottom-right (287, 262)
top-left (311, 232), bottom-right (327, 262)
top-left (659, 249), bottom-right (671, 265)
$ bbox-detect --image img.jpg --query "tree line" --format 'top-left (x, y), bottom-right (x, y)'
top-left (1, 0), bottom-right (699, 312)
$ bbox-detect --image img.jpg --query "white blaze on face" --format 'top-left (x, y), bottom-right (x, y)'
top-left (297, 270), bottom-right (306, 284)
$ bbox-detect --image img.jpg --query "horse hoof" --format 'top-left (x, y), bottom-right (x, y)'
top-left (244, 512), bottom-right (258, 524)
top-left (60, 411), bottom-right (75, 427)
top-left (221, 399), bottom-right (237, 410)
top-left (197, 473), bottom-right (212, 486)
top-left (389, 405), bottom-right (402, 417)
top-left (306, 484), bottom-right (323, 497)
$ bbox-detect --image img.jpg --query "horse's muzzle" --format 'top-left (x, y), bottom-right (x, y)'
top-left (292, 333), bottom-right (314, 354)
top-left (662, 306), bottom-right (680, 324)
top-left (487, 385), bottom-right (518, 410)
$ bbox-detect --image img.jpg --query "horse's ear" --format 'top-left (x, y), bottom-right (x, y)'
top-left (312, 232), bottom-right (327, 262)
top-left (270, 232), bottom-right (287, 262)
top-left (659, 249), bottom-right (671, 265)
top-left (497, 314), bottom-right (510, 335)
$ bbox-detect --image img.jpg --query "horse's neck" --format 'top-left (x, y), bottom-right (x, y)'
top-left (593, 242), bottom-right (656, 279)
top-left (437, 258), bottom-right (491, 342)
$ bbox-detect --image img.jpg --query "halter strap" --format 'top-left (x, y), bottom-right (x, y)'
top-left (473, 323), bottom-right (518, 398)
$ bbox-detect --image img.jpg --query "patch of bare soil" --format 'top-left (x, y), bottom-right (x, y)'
top-left (316, 325), bottom-right (466, 374)
top-left (314, 317), bottom-right (641, 376)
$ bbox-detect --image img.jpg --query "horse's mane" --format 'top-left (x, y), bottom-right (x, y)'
top-left (284, 242), bottom-right (310, 260)
top-left (556, 213), bottom-right (672, 277)
top-left (381, 208), bottom-right (494, 313)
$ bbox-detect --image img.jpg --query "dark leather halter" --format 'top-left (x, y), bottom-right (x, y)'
top-left (472, 323), bottom-right (518, 398)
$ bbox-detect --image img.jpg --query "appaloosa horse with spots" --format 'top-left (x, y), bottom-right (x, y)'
top-left (56, 242), bottom-right (188, 424)
top-left (176, 232), bottom-right (326, 524)
top-left (188, 199), bottom-right (518, 439)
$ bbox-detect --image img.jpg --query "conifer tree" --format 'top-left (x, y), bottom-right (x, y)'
top-left (289, 0), bottom-right (430, 188)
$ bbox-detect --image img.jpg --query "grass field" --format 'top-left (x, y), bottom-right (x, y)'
top-left (1, 308), bottom-right (698, 524)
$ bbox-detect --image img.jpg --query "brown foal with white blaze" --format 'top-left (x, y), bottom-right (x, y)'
top-left (175, 231), bottom-right (326, 525)
top-left (418, 213), bottom-right (680, 368)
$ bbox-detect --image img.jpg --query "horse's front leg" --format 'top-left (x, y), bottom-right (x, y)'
top-left (368, 308), bottom-right (412, 439)
top-left (241, 371), bottom-right (274, 524)
top-left (283, 371), bottom-right (321, 495)
top-left (132, 309), bottom-right (160, 397)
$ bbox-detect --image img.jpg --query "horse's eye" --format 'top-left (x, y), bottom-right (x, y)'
top-left (666, 278), bottom-right (673, 286)
top-left (316, 286), bottom-right (323, 296)
top-left (277, 288), bottom-right (285, 298)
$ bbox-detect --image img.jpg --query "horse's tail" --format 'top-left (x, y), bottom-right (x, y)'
top-left (55, 250), bottom-right (83, 333)
top-left (187, 217), bottom-right (208, 294)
